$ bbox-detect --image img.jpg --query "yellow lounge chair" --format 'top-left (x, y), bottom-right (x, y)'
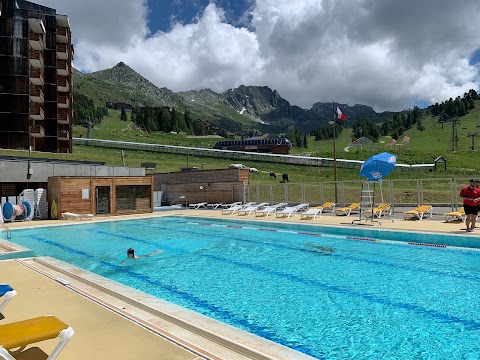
top-left (335, 203), bottom-right (361, 216)
top-left (363, 203), bottom-right (391, 218)
top-left (444, 208), bottom-right (466, 222)
top-left (0, 316), bottom-right (74, 360)
top-left (316, 202), bottom-right (335, 213)
top-left (403, 205), bottom-right (433, 220)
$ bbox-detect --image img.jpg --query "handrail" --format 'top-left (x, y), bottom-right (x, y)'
top-left (1, 222), bottom-right (11, 239)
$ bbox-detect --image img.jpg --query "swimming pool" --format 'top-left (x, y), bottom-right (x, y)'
top-left (4, 216), bottom-right (480, 359)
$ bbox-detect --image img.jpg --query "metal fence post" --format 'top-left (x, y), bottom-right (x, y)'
top-left (418, 179), bottom-right (422, 204)
top-left (450, 178), bottom-right (455, 210)
top-left (319, 183), bottom-right (324, 204)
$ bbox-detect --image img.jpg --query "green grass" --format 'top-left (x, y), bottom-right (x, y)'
top-left (3, 105), bottom-right (480, 184)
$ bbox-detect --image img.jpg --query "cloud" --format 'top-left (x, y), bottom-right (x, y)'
top-left (35, 0), bottom-right (480, 111)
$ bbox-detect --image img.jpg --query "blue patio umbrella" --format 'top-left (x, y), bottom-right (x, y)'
top-left (360, 152), bottom-right (397, 181)
top-left (359, 152), bottom-right (397, 206)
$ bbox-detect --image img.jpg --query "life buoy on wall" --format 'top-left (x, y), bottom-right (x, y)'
top-left (51, 199), bottom-right (58, 219)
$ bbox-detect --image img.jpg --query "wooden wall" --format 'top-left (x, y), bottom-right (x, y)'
top-left (153, 169), bottom-right (248, 205)
top-left (48, 176), bottom-right (153, 218)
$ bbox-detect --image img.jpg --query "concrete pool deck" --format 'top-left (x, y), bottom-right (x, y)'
top-left (1, 209), bottom-right (478, 360)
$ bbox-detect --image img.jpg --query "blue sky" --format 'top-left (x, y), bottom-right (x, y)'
top-left (147, 0), bottom-right (252, 33)
top-left (37, 0), bottom-right (480, 112)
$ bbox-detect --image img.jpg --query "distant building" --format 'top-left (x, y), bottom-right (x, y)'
top-left (192, 118), bottom-right (222, 135)
top-left (106, 101), bottom-right (133, 111)
top-left (348, 136), bottom-right (373, 149)
top-left (0, 0), bottom-right (74, 153)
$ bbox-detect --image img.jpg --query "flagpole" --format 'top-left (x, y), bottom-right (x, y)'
top-left (333, 98), bottom-right (338, 204)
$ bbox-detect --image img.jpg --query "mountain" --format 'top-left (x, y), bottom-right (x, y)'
top-left (73, 62), bottom-right (184, 108)
top-left (73, 62), bottom-right (395, 134)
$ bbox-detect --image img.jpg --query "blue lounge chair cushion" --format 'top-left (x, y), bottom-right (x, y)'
top-left (0, 285), bottom-right (13, 297)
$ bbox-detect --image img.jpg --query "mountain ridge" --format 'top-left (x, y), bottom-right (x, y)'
top-left (72, 62), bottom-right (395, 133)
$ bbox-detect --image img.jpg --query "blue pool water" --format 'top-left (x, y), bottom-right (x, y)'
top-left (5, 216), bottom-right (480, 359)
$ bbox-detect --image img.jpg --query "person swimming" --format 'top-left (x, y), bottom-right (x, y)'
top-left (122, 248), bottom-right (163, 263)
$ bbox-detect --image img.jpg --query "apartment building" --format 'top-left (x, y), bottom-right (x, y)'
top-left (0, 0), bottom-right (73, 153)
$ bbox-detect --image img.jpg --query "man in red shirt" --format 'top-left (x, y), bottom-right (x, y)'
top-left (460, 179), bottom-right (480, 232)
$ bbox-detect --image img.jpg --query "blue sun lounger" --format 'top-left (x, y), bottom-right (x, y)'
top-left (0, 285), bottom-right (16, 313)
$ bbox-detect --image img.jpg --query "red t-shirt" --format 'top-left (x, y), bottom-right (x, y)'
top-left (460, 186), bottom-right (480, 206)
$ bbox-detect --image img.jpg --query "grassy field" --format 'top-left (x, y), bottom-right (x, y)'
top-left (2, 104), bottom-right (479, 184)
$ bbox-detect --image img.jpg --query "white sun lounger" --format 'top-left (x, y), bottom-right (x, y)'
top-left (222, 202), bottom-right (255, 215)
top-left (300, 207), bottom-right (323, 219)
top-left (255, 203), bottom-right (287, 217)
top-left (237, 203), bottom-right (269, 216)
top-left (221, 202), bottom-right (242, 209)
top-left (188, 202), bottom-right (208, 209)
top-left (206, 203), bottom-right (224, 209)
top-left (61, 212), bottom-right (93, 220)
top-left (275, 204), bottom-right (309, 218)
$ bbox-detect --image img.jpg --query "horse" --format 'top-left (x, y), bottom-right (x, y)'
top-left (282, 173), bottom-right (289, 182)
top-left (269, 172), bottom-right (276, 179)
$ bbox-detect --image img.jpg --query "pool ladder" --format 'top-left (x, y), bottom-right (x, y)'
top-left (1, 222), bottom-right (11, 239)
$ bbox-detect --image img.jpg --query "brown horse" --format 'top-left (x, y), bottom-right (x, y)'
top-left (269, 172), bottom-right (276, 179)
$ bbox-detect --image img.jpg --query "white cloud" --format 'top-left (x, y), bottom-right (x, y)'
top-left (35, 0), bottom-right (480, 111)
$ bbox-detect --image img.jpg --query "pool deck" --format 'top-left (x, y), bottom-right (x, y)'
top-left (1, 209), bottom-right (478, 360)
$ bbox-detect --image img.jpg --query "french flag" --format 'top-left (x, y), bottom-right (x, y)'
top-left (336, 107), bottom-right (347, 121)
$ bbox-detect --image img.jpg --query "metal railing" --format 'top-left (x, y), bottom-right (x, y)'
top-left (241, 177), bottom-right (478, 213)
top-left (1, 222), bottom-right (11, 239)
top-left (73, 138), bottom-right (433, 171)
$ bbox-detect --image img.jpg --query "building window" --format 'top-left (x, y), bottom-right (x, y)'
top-left (115, 185), bottom-right (151, 211)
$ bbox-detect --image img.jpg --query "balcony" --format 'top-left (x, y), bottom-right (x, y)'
top-left (29, 68), bottom-right (44, 86)
top-left (56, 44), bottom-right (68, 60)
top-left (28, 10), bottom-right (46, 34)
top-left (29, 104), bottom-right (44, 120)
top-left (30, 125), bottom-right (45, 138)
top-left (29, 50), bottom-right (44, 68)
top-left (57, 112), bottom-right (70, 125)
top-left (56, 59), bottom-right (69, 76)
top-left (57, 76), bottom-right (69, 92)
top-left (57, 95), bottom-right (69, 108)
top-left (29, 88), bottom-right (44, 103)
top-left (29, 32), bottom-right (45, 51)
top-left (56, 27), bottom-right (69, 44)
top-left (57, 130), bottom-right (69, 140)
top-left (56, 14), bottom-right (70, 28)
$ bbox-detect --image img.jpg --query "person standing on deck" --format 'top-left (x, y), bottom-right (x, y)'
top-left (460, 179), bottom-right (480, 232)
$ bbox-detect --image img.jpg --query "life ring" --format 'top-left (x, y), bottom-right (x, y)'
top-left (22, 201), bottom-right (32, 219)
top-left (51, 199), bottom-right (58, 219)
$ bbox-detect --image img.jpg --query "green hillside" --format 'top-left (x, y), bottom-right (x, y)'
top-left (66, 104), bottom-right (480, 181)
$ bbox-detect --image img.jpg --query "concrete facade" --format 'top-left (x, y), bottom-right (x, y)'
top-left (0, 158), bottom-right (145, 197)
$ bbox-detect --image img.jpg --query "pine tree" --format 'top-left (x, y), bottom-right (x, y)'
top-left (120, 107), bottom-right (127, 121)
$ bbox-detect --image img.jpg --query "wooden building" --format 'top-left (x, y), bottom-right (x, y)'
top-left (48, 176), bottom-right (153, 218)
top-left (153, 169), bottom-right (248, 205)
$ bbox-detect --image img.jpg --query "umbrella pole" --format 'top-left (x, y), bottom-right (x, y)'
top-left (371, 182), bottom-right (375, 222)
top-left (380, 179), bottom-right (384, 204)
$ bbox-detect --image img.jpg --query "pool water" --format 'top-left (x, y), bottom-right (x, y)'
top-left (6, 216), bottom-right (480, 359)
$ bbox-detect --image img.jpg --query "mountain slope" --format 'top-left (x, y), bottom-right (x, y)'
top-left (73, 62), bottom-right (184, 108)
top-left (73, 62), bottom-right (396, 134)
